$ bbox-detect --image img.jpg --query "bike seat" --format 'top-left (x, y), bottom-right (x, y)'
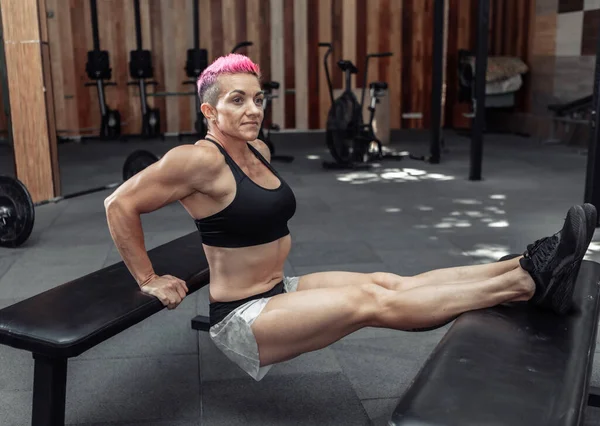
top-left (370, 81), bottom-right (388, 90)
top-left (337, 60), bottom-right (358, 74)
top-left (263, 81), bottom-right (280, 91)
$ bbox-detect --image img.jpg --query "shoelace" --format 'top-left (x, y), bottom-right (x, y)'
top-left (525, 233), bottom-right (557, 255)
top-left (523, 233), bottom-right (560, 271)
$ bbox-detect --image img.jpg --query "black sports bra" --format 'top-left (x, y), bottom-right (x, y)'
top-left (194, 138), bottom-right (296, 248)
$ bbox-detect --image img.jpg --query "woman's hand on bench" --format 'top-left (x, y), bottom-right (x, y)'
top-left (140, 274), bottom-right (189, 309)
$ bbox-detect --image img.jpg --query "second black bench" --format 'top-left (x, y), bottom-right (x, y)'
top-left (389, 259), bottom-right (600, 426)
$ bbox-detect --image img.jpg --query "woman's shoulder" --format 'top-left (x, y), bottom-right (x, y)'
top-left (247, 138), bottom-right (271, 162)
top-left (163, 142), bottom-right (226, 175)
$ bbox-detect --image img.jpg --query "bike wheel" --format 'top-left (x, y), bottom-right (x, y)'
top-left (326, 91), bottom-right (363, 165)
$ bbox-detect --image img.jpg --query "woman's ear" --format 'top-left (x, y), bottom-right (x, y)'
top-left (200, 103), bottom-right (216, 122)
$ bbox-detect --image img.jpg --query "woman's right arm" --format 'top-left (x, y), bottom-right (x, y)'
top-left (104, 144), bottom-right (218, 288)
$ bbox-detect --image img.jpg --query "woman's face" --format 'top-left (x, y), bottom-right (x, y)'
top-left (210, 73), bottom-right (265, 141)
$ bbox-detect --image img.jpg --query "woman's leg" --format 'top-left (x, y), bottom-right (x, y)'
top-left (405, 255), bottom-right (523, 288)
top-left (252, 266), bottom-right (534, 366)
top-left (296, 255), bottom-right (523, 293)
top-left (259, 204), bottom-right (594, 366)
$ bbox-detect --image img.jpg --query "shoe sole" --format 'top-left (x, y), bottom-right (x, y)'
top-left (583, 203), bottom-right (597, 250)
top-left (538, 205), bottom-right (589, 313)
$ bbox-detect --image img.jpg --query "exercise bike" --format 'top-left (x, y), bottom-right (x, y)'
top-left (127, 0), bottom-right (161, 139)
top-left (182, 0), bottom-right (209, 138)
top-left (319, 43), bottom-right (406, 170)
top-left (231, 41), bottom-right (294, 163)
top-left (85, 0), bottom-right (121, 140)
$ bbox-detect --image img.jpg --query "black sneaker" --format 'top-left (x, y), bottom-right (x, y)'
top-left (520, 205), bottom-right (591, 315)
top-left (523, 204), bottom-right (596, 257)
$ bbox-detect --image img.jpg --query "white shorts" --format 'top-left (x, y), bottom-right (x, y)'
top-left (209, 276), bottom-right (300, 381)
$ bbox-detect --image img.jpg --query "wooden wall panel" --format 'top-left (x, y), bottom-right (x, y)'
top-left (41, 42), bottom-right (60, 192)
top-left (331, 0), bottom-right (343, 91)
top-left (401, 0), bottom-right (414, 129)
top-left (199, 0), bottom-right (211, 55)
top-left (317, 0), bottom-right (332, 129)
top-left (38, 0), bottom-right (533, 136)
top-left (46, 0), bottom-right (65, 135)
top-left (2, 0), bottom-right (57, 201)
top-left (0, 3), bottom-right (6, 139)
top-left (502, 0), bottom-right (517, 55)
top-left (0, 51), bottom-right (8, 137)
top-left (355, 0), bottom-right (367, 97)
top-left (210, 0), bottom-right (224, 58)
top-left (258, 0), bottom-right (271, 84)
top-left (307, 0), bottom-right (320, 129)
top-left (294, 0), bottom-right (308, 129)
top-left (236, 0), bottom-right (247, 44)
top-left (284, 0), bottom-right (295, 129)
top-left (367, 0), bottom-right (381, 87)
top-left (270, 0), bottom-right (285, 129)
top-left (149, 1), bottom-right (167, 134)
top-left (389, 1), bottom-right (403, 129)
top-left (123, 0), bottom-right (138, 135)
top-left (1, 0), bottom-right (40, 41)
top-left (76, 1), bottom-right (96, 134)
top-left (378, 0), bottom-right (391, 86)
top-left (0, 88), bottom-right (6, 138)
top-left (161, 2), bottom-right (179, 133)
top-left (177, 0), bottom-right (193, 133)
top-left (343, 0), bottom-right (357, 88)
top-left (246, 0), bottom-right (260, 61)
top-left (421, 1), bottom-right (434, 129)
top-left (223, 0), bottom-right (237, 54)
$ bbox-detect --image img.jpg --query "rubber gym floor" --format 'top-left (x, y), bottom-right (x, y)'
top-left (1, 130), bottom-right (599, 425)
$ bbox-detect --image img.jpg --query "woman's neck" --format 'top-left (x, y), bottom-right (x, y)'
top-left (205, 131), bottom-right (249, 161)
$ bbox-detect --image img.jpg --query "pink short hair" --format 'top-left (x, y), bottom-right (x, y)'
top-left (197, 53), bottom-right (261, 105)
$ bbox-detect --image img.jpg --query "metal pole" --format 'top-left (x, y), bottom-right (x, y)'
top-left (193, 0), bottom-right (199, 50)
top-left (469, 0), bottom-right (490, 181)
top-left (430, 0), bottom-right (444, 164)
top-left (584, 25), bottom-right (600, 227)
top-left (134, 0), bottom-right (142, 51)
top-left (90, 0), bottom-right (100, 51)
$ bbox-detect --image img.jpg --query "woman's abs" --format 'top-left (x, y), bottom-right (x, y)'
top-left (204, 235), bottom-right (291, 302)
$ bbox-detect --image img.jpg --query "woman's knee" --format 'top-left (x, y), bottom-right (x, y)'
top-left (369, 272), bottom-right (409, 291)
top-left (351, 282), bottom-right (390, 326)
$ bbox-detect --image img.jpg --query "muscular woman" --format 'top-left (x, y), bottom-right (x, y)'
top-left (104, 53), bottom-right (597, 381)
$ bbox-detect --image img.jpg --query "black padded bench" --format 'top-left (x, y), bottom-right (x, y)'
top-left (389, 259), bottom-right (600, 426)
top-left (0, 232), bottom-right (210, 426)
top-left (548, 94), bottom-right (593, 116)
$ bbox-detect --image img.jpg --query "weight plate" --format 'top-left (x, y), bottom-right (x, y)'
top-left (122, 150), bottom-right (160, 181)
top-left (0, 175), bottom-right (35, 248)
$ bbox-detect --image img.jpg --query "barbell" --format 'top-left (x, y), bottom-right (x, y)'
top-left (0, 149), bottom-right (160, 248)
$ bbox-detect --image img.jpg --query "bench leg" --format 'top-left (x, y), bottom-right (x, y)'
top-left (588, 385), bottom-right (600, 408)
top-left (32, 354), bottom-right (68, 426)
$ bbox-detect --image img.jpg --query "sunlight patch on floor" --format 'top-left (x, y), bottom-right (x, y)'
top-left (463, 244), bottom-right (512, 264)
top-left (337, 167), bottom-right (455, 184)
